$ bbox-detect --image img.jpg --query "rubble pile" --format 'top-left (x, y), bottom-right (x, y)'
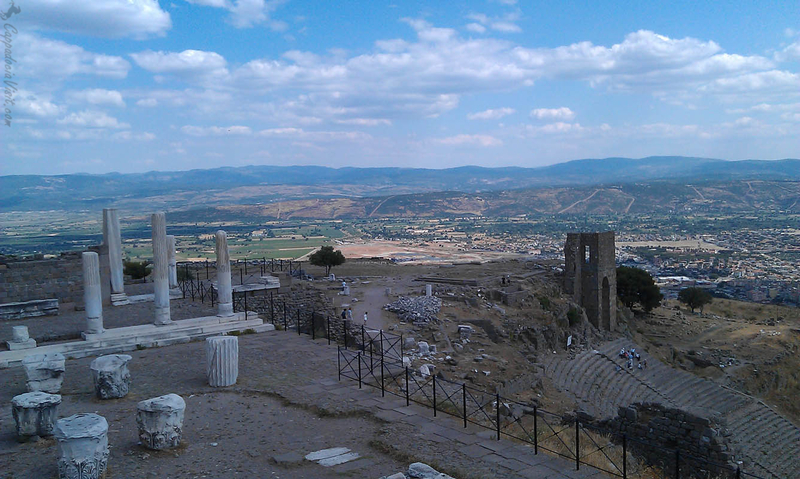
top-left (384, 296), bottom-right (441, 323)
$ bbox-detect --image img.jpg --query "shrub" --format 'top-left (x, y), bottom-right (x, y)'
top-left (124, 260), bottom-right (150, 280)
top-left (567, 307), bottom-right (582, 326)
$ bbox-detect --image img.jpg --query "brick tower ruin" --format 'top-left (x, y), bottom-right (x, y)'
top-left (564, 232), bottom-right (616, 331)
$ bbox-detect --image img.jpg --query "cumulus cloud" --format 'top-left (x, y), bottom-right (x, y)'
top-left (435, 134), bottom-right (502, 146)
top-left (66, 89), bottom-right (125, 107)
top-left (137, 98), bottom-right (159, 107)
top-left (19, 0), bottom-right (171, 39)
top-left (181, 125), bottom-right (253, 136)
top-left (185, 0), bottom-right (287, 30)
top-left (14, 91), bottom-right (62, 118)
top-left (130, 50), bottom-right (229, 81)
top-left (17, 34), bottom-right (131, 82)
top-left (57, 110), bottom-right (130, 129)
top-left (468, 108), bottom-right (515, 120)
top-left (775, 42), bottom-right (800, 62)
top-left (531, 107), bottom-right (575, 120)
top-left (466, 13), bottom-right (522, 33)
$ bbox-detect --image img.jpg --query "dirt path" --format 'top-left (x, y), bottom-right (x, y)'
top-left (558, 189), bottom-right (600, 214)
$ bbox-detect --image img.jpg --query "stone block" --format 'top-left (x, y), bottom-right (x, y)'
top-left (136, 393), bottom-right (186, 450)
top-left (12, 391), bottom-right (61, 440)
top-left (23, 352), bottom-right (66, 393)
top-left (54, 413), bottom-right (109, 479)
top-left (90, 354), bottom-right (132, 399)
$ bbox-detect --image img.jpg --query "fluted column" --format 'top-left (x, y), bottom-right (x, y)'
top-left (151, 212), bottom-right (172, 325)
top-left (167, 235), bottom-right (178, 289)
top-left (205, 336), bottom-right (238, 387)
top-left (215, 230), bottom-right (233, 317)
top-left (82, 252), bottom-right (104, 335)
top-left (103, 208), bottom-right (127, 304)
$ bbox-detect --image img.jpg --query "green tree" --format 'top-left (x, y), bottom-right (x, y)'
top-left (123, 260), bottom-right (150, 280)
top-left (616, 266), bottom-right (663, 312)
top-left (309, 245), bottom-right (346, 276)
top-left (678, 287), bottom-right (713, 313)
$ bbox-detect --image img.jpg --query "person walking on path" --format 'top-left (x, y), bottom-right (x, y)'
top-left (346, 308), bottom-right (353, 320)
top-left (363, 311), bottom-right (368, 326)
top-left (341, 309), bottom-right (347, 320)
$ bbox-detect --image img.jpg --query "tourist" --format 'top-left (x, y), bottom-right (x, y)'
top-left (341, 309), bottom-right (347, 320)
top-left (619, 348), bottom-right (626, 358)
top-left (346, 308), bottom-right (353, 320)
top-left (363, 311), bottom-right (368, 325)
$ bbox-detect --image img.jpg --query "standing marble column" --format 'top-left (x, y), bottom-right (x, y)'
top-left (167, 235), bottom-right (178, 289)
top-left (151, 212), bottom-right (172, 325)
top-left (82, 252), bottom-right (104, 335)
top-left (103, 208), bottom-right (128, 305)
top-left (215, 230), bottom-right (234, 317)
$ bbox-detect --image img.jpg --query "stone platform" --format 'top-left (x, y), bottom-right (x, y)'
top-left (0, 312), bottom-right (274, 369)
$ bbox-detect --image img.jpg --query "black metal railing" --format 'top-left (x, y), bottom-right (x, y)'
top-left (337, 346), bottom-right (763, 479)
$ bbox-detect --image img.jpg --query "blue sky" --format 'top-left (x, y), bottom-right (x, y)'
top-left (2, 0), bottom-right (799, 175)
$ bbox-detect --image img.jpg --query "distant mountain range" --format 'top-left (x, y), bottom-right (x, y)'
top-left (2, 156), bottom-right (798, 213)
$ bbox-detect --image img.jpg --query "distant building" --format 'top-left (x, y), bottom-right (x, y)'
top-left (564, 232), bottom-right (616, 331)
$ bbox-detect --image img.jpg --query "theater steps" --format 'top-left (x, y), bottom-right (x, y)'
top-left (542, 338), bottom-right (800, 478)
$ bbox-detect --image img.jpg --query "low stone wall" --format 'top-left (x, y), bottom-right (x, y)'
top-left (0, 252), bottom-right (85, 313)
top-left (604, 402), bottom-right (734, 473)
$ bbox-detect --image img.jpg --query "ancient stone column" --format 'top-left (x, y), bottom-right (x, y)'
top-left (12, 391), bottom-right (61, 441)
top-left (215, 230), bottom-right (234, 317)
top-left (136, 394), bottom-right (186, 450)
top-left (90, 355), bottom-right (132, 399)
top-left (152, 212), bottom-right (172, 325)
top-left (23, 353), bottom-right (66, 393)
top-left (54, 413), bottom-right (109, 479)
top-left (103, 208), bottom-right (128, 305)
top-left (82, 252), bottom-right (104, 335)
top-left (167, 235), bottom-right (178, 289)
top-left (6, 325), bottom-right (36, 350)
top-left (206, 336), bottom-right (238, 387)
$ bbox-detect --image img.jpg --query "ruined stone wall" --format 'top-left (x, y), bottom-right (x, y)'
top-left (0, 252), bottom-right (85, 308)
top-left (607, 403), bottom-right (733, 473)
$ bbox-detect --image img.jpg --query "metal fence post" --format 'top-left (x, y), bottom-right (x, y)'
top-left (433, 375), bottom-right (437, 417)
top-left (576, 419), bottom-right (580, 470)
top-left (358, 352), bottom-right (362, 389)
top-left (239, 266), bottom-right (243, 285)
top-left (206, 260), bottom-right (209, 279)
top-left (244, 293), bottom-right (248, 321)
top-left (380, 348), bottom-right (385, 397)
top-left (735, 466), bottom-right (740, 479)
top-left (337, 346), bottom-right (341, 381)
top-left (533, 407), bottom-right (538, 454)
top-left (674, 450), bottom-right (679, 479)
top-left (622, 434), bottom-right (627, 479)
top-left (462, 384), bottom-right (467, 428)
top-left (405, 367), bottom-right (409, 406)
top-left (496, 393), bottom-right (501, 441)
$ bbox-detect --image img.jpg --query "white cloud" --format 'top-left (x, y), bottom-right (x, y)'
top-left (14, 91), bottom-right (62, 118)
top-left (468, 108), bottom-right (515, 120)
top-left (57, 110), bottom-right (130, 129)
top-left (435, 134), bottom-right (502, 146)
top-left (531, 107), bottom-right (575, 120)
top-left (17, 34), bottom-right (131, 82)
top-left (336, 118), bottom-right (392, 126)
top-left (466, 12), bottom-right (522, 33)
top-left (185, 0), bottom-right (287, 30)
top-left (130, 50), bottom-right (229, 80)
top-left (775, 42), bottom-right (800, 62)
top-left (67, 89), bottom-right (125, 107)
top-left (137, 98), bottom-right (159, 107)
top-left (20, 0), bottom-right (171, 39)
top-left (466, 23), bottom-right (486, 34)
top-left (257, 128), bottom-right (371, 142)
top-left (181, 125), bottom-right (253, 136)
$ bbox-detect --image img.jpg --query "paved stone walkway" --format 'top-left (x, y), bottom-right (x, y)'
top-left (264, 332), bottom-right (603, 478)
